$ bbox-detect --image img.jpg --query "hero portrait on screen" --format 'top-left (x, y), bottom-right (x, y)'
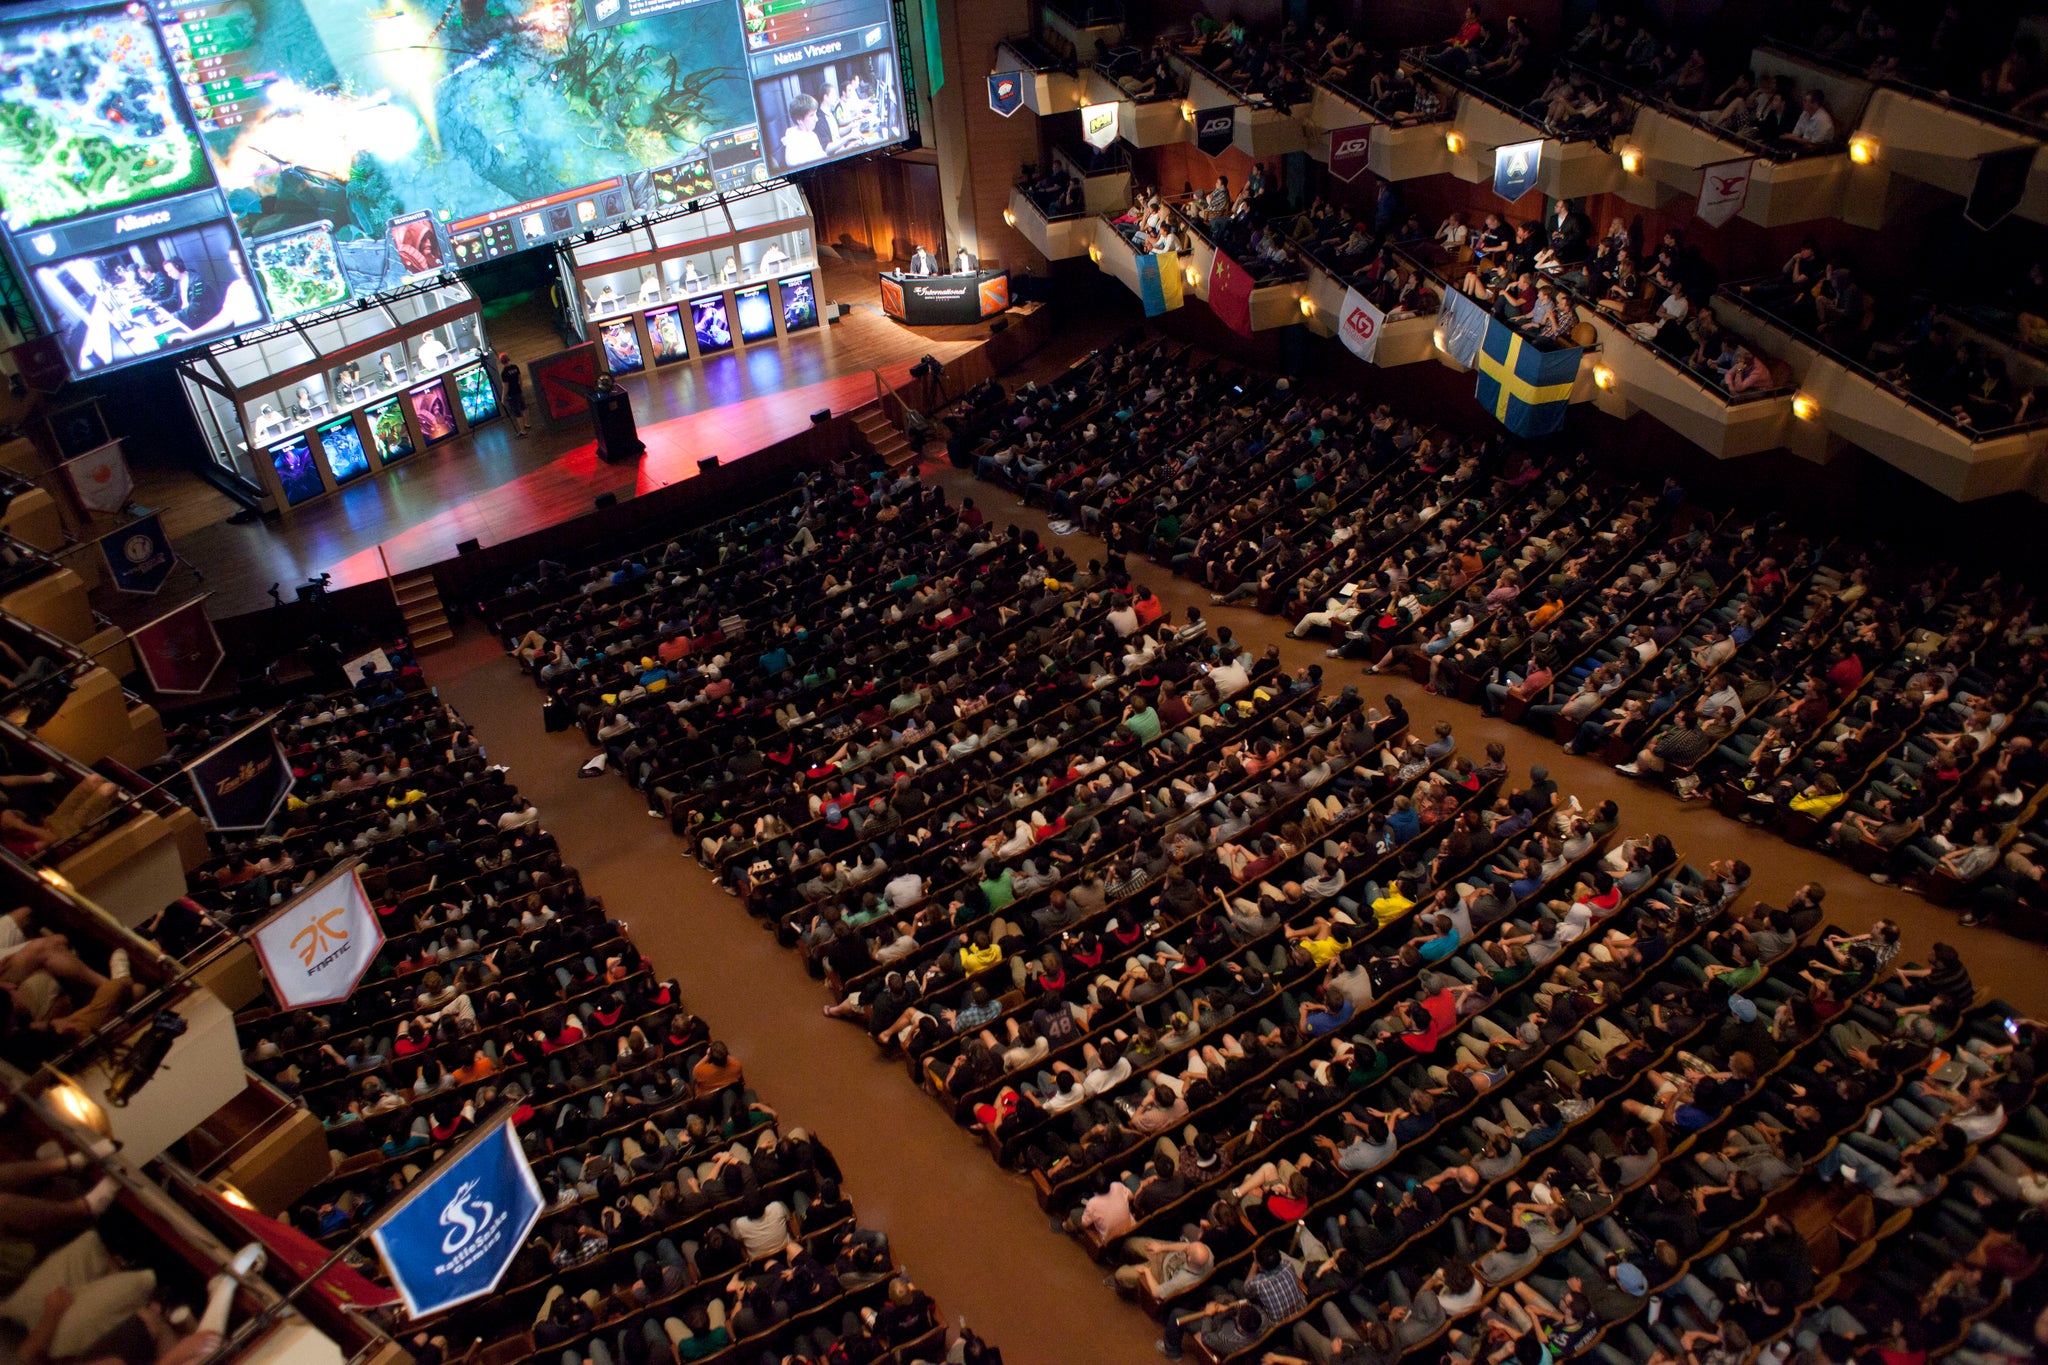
top-left (0, 0), bottom-right (908, 377)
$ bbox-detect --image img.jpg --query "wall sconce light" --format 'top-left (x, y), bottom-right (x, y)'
top-left (1003, 208), bottom-right (1017, 227)
top-left (1592, 363), bottom-right (1616, 390)
top-left (1299, 297), bottom-right (1315, 317)
top-left (1184, 267), bottom-right (1199, 286)
top-left (1791, 393), bottom-right (1820, 421)
top-left (1618, 147), bottom-right (1644, 175)
top-left (1433, 328), bottom-right (1450, 352)
top-left (1848, 135), bottom-right (1879, 165)
top-left (48, 1076), bottom-right (108, 1136)
top-left (217, 1183), bottom-right (255, 1211)
top-left (1088, 244), bottom-right (1102, 263)
top-left (1181, 102), bottom-right (1196, 123)
top-left (1445, 131), bottom-right (1467, 155)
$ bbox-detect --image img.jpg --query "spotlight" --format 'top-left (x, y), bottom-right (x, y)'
top-left (106, 1008), bottom-right (187, 1108)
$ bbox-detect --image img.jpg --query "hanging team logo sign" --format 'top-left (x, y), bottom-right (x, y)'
top-left (1493, 139), bottom-right (1543, 201)
top-left (252, 863), bottom-right (382, 1009)
top-left (97, 513), bottom-right (173, 595)
top-left (186, 717), bottom-right (294, 832)
top-left (1082, 102), bottom-right (1120, 149)
top-left (1966, 146), bottom-right (2036, 231)
top-left (370, 1115), bottom-right (544, 1319)
top-left (1194, 107), bottom-right (1235, 155)
top-left (131, 595), bottom-right (225, 695)
top-left (60, 440), bottom-right (133, 515)
top-left (1338, 288), bottom-right (1386, 363)
top-left (988, 72), bottom-right (1025, 117)
top-left (1328, 125), bottom-right (1373, 183)
top-left (1696, 158), bottom-right (1754, 229)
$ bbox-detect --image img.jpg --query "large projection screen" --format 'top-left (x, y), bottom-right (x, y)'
top-left (0, 0), bottom-right (907, 377)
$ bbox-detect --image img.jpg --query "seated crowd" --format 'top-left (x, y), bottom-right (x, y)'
top-left (493, 410), bottom-right (2047, 1365)
top-left (154, 647), bottom-right (988, 1365)
top-left (942, 334), bottom-right (2048, 943)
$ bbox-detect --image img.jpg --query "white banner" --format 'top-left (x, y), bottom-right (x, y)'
top-left (1696, 158), bottom-right (1754, 229)
top-left (251, 864), bottom-right (383, 1009)
top-left (1338, 288), bottom-right (1387, 363)
top-left (61, 440), bottom-right (133, 514)
top-left (1082, 102), bottom-right (1120, 149)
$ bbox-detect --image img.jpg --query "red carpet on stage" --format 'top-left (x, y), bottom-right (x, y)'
top-left (321, 364), bottom-right (912, 589)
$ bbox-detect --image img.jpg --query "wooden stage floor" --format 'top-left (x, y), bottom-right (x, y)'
top-left (173, 259), bottom-right (1011, 617)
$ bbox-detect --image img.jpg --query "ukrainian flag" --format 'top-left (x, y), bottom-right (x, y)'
top-left (1136, 252), bottom-right (1184, 317)
top-left (1473, 320), bottom-right (1582, 438)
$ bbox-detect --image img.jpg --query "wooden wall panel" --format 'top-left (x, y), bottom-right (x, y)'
top-left (809, 156), bottom-right (949, 264)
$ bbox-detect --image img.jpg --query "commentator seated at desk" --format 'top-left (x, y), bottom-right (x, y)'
top-left (905, 245), bottom-right (938, 276)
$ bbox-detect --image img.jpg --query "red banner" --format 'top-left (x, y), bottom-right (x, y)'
top-left (1208, 250), bottom-right (1256, 337)
top-left (132, 596), bottom-right (224, 696)
top-left (203, 1188), bottom-right (400, 1311)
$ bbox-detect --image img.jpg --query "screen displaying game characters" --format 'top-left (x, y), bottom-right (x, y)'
top-left (0, 0), bottom-right (911, 381)
top-left (645, 303), bottom-right (689, 364)
top-left (451, 363), bottom-right (498, 426)
top-left (778, 272), bottom-right (816, 332)
top-left (407, 377), bottom-right (456, 446)
top-left (316, 415), bottom-right (371, 483)
top-left (249, 221), bottom-right (348, 320)
top-left (599, 317), bottom-right (644, 374)
top-left (691, 295), bottom-right (731, 353)
top-left (269, 432), bottom-right (323, 504)
top-left (733, 283), bottom-right (775, 342)
top-left (365, 394), bottom-right (414, 463)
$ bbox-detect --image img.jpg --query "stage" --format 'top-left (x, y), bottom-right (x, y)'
top-left (165, 259), bottom-right (1041, 618)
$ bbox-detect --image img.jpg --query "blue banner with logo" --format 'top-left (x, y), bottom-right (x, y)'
top-left (1438, 288), bottom-right (1492, 369)
top-left (100, 513), bottom-right (173, 595)
top-left (1474, 321), bottom-right (1582, 438)
top-left (1493, 139), bottom-right (1543, 202)
top-left (370, 1116), bottom-right (543, 1319)
top-left (988, 72), bottom-right (1025, 117)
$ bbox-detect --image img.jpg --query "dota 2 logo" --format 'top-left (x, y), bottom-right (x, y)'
top-left (291, 908), bottom-right (351, 967)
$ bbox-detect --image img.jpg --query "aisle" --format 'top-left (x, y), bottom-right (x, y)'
top-left (427, 628), bottom-right (1162, 1365)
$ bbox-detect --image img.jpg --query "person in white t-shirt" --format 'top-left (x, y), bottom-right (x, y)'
top-left (780, 94), bottom-right (827, 167)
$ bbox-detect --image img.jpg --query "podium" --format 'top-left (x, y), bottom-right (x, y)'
top-left (879, 269), bottom-right (1011, 325)
top-left (591, 387), bottom-right (645, 463)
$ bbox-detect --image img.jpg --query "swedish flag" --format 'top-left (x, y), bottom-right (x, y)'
top-left (1473, 320), bottom-right (1582, 438)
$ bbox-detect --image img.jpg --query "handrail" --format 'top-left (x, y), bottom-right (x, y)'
top-left (1163, 202), bottom-right (1310, 285)
top-left (1297, 66), bottom-right (1455, 128)
top-left (1758, 37), bottom-right (2048, 143)
top-left (1398, 47), bottom-right (1618, 144)
top-left (1721, 279), bottom-right (2048, 440)
top-left (1089, 57), bottom-right (1184, 104)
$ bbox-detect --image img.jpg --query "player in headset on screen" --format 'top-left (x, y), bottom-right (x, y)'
top-left (780, 93), bottom-right (828, 167)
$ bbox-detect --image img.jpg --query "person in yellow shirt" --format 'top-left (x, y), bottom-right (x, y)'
top-left (958, 928), bottom-right (1003, 974)
top-left (1287, 914), bottom-right (1354, 967)
top-left (1371, 877), bottom-right (1419, 928)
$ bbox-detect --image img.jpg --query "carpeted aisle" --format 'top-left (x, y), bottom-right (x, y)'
top-left (427, 628), bottom-right (1163, 1365)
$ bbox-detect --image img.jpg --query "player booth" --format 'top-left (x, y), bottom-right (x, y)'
top-left (560, 182), bottom-right (823, 377)
top-left (175, 281), bottom-right (497, 514)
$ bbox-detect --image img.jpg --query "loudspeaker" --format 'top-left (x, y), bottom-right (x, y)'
top-left (700, 455), bottom-right (721, 469)
top-left (594, 492), bottom-right (618, 510)
top-left (456, 538), bottom-right (481, 555)
top-left (989, 318), bottom-right (1008, 335)
top-left (810, 408), bottom-right (831, 424)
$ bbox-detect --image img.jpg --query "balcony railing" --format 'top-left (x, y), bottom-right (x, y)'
top-left (1722, 279), bottom-right (2048, 440)
top-left (1301, 66), bottom-right (1456, 128)
top-left (1762, 38), bottom-right (2048, 143)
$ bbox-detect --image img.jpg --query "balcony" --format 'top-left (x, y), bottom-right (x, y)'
top-left (1040, 0), bottom-right (1123, 64)
top-left (1165, 53), bottom-right (1313, 159)
top-left (1007, 188), bottom-right (1097, 260)
top-left (1052, 144), bottom-right (1133, 213)
top-left (1295, 241), bottom-right (1450, 368)
top-left (993, 34), bottom-right (1086, 115)
top-left (1303, 77), bottom-right (1456, 182)
top-left (1575, 301), bottom-right (1797, 459)
top-left (1720, 283), bottom-right (2048, 500)
top-left (0, 465), bottom-right (62, 553)
top-left (1080, 67), bottom-right (1190, 146)
top-left (0, 610), bottom-right (165, 770)
top-left (1168, 206), bottom-right (1310, 331)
